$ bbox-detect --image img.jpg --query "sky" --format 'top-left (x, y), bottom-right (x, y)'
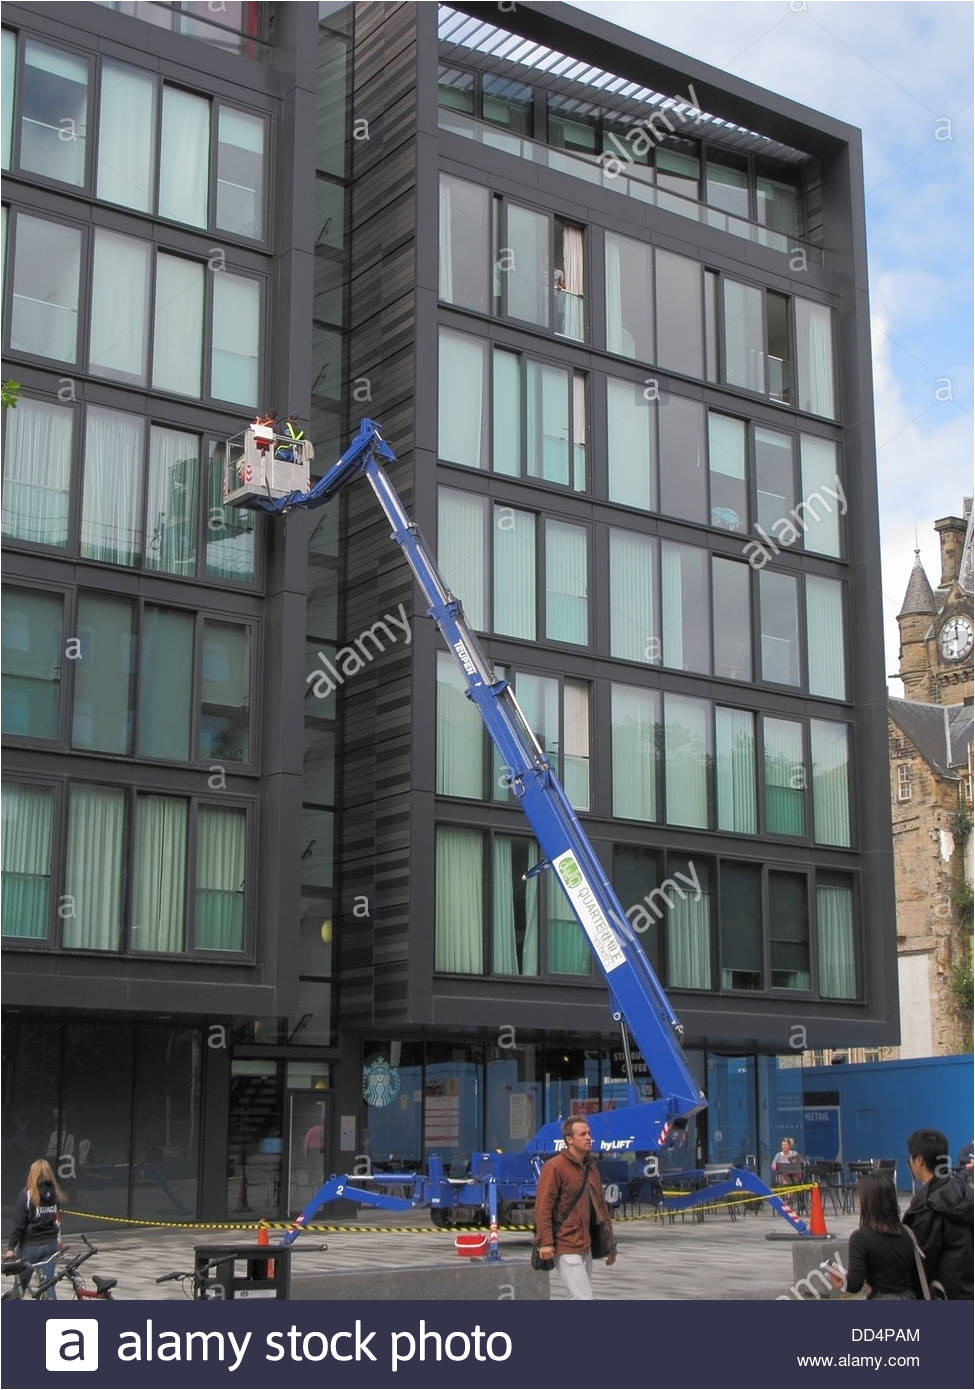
top-left (568, 0), bottom-right (974, 691)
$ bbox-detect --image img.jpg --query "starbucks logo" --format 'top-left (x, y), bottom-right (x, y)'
top-left (362, 1056), bottom-right (401, 1108)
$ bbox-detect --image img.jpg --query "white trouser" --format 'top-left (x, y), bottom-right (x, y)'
top-left (555, 1250), bottom-right (594, 1300)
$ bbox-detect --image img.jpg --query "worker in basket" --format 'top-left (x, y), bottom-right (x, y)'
top-left (274, 419), bottom-right (305, 462)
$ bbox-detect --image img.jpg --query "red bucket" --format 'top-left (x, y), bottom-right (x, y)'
top-left (454, 1233), bottom-right (489, 1258)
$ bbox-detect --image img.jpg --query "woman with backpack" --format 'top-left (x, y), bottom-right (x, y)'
top-left (5, 1159), bottom-right (64, 1299)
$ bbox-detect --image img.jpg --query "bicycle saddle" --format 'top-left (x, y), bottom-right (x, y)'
top-left (92, 1276), bottom-right (117, 1293)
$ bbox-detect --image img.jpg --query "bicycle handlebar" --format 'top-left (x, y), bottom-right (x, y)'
top-left (155, 1271), bottom-right (191, 1284)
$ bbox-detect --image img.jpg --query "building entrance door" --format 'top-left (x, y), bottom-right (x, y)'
top-left (285, 1063), bottom-right (332, 1217)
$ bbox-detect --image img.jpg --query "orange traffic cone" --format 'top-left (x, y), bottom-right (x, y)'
top-left (809, 1184), bottom-right (828, 1238)
top-left (255, 1219), bottom-right (274, 1279)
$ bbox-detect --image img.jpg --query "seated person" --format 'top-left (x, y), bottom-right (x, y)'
top-left (771, 1137), bottom-right (803, 1179)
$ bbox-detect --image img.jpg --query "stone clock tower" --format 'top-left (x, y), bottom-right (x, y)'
top-left (895, 503), bottom-right (973, 704)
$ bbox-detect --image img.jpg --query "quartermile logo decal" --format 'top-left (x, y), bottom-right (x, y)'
top-left (553, 851), bottom-right (625, 974)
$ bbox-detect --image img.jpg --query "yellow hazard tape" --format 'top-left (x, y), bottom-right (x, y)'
top-left (62, 1209), bottom-right (535, 1235)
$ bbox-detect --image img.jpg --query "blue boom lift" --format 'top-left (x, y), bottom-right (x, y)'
top-left (227, 418), bottom-right (809, 1250)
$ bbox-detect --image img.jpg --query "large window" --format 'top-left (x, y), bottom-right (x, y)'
top-left (4, 32), bottom-right (266, 238)
top-left (1, 588), bottom-right (63, 740)
top-left (3, 399), bottom-right (257, 584)
top-left (810, 719), bottom-right (851, 847)
top-left (763, 716), bottom-right (806, 836)
top-left (611, 684), bottom-right (659, 821)
top-left (769, 871), bottom-right (810, 990)
top-left (795, 298), bottom-right (835, 417)
top-left (435, 825), bottom-right (589, 978)
top-left (1, 780), bottom-right (250, 953)
top-left (2, 584), bottom-right (256, 765)
top-left (437, 331), bottom-right (588, 490)
top-left (605, 232), bottom-right (653, 362)
top-left (437, 490), bottom-right (589, 646)
top-left (759, 570), bottom-right (800, 686)
top-left (3, 210), bottom-right (263, 404)
top-left (7, 214), bottom-right (81, 363)
top-left (439, 174), bottom-right (489, 313)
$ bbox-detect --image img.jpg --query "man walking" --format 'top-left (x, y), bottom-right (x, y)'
top-left (534, 1117), bottom-right (617, 1300)
top-left (903, 1128), bottom-right (973, 1299)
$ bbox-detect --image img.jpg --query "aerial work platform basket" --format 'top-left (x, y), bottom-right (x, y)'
top-left (223, 420), bottom-right (316, 507)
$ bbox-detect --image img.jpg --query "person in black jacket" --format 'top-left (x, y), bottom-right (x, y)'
top-left (829, 1172), bottom-right (921, 1300)
top-left (903, 1128), bottom-right (973, 1300)
top-left (5, 1159), bottom-right (63, 1299)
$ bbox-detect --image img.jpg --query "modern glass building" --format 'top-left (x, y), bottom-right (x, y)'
top-left (2, 0), bottom-right (895, 1222)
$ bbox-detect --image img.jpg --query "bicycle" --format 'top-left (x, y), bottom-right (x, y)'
top-left (156, 1267), bottom-right (225, 1299)
top-left (3, 1234), bottom-right (116, 1300)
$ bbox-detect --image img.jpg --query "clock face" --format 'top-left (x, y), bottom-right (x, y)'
top-left (940, 615), bottom-right (974, 661)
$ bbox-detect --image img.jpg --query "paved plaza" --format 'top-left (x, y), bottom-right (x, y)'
top-left (42, 1201), bottom-right (862, 1303)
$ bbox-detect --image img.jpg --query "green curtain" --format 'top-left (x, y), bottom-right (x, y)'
top-left (817, 882), bottom-right (856, 998)
top-left (0, 784), bottom-right (52, 939)
top-left (435, 827), bottom-right (483, 973)
top-left (667, 872), bottom-right (711, 989)
top-left (138, 607), bottom-right (193, 760)
top-left (544, 520), bottom-right (587, 644)
top-left (436, 652), bottom-right (484, 798)
top-left (664, 694), bottom-right (709, 829)
top-left (715, 706), bottom-right (756, 833)
top-left (806, 576), bottom-right (846, 699)
top-left (764, 717), bottom-right (805, 835)
top-left (547, 877), bottom-right (589, 975)
top-left (196, 807), bottom-right (245, 950)
top-left (63, 785), bottom-right (124, 950)
top-left (145, 428), bottom-right (199, 575)
top-left (609, 529), bottom-right (655, 661)
top-left (492, 837), bottom-right (538, 976)
top-left (810, 719), bottom-right (851, 847)
top-left (133, 796), bottom-right (187, 952)
top-left (611, 684), bottom-right (658, 821)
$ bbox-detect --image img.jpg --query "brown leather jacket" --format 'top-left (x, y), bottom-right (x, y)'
top-left (534, 1150), bottom-right (615, 1255)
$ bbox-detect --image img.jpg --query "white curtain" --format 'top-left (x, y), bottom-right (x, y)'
top-left (152, 256), bottom-right (203, 396)
top-left (133, 796), bottom-right (187, 953)
top-left (159, 86), bottom-right (209, 227)
top-left (609, 529), bottom-right (655, 661)
top-left (664, 694), bottom-right (709, 829)
top-left (661, 543), bottom-right (684, 670)
top-left (89, 230), bottom-right (151, 383)
top-left (611, 684), bottom-right (658, 821)
top-left (145, 427), bottom-right (199, 575)
top-left (806, 576), bottom-right (846, 699)
top-left (526, 362), bottom-right (569, 484)
top-left (810, 719), bottom-right (851, 848)
top-left (799, 436), bottom-right (841, 557)
top-left (435, 827), bottom-right (483, 973)
top-left (604, 233), bottom-right (625, 353)
top-left (196, 808), bottom-right (245, 951)
top-left (563, 678), bottom-right (590, 811)
top-left (438, 489), bottom-right (486, 629)
top-left (438, 329), bottom-right (485, 469)
top-left (722, 279), bottom-right (764, 393)
top-left (96, 60), bottom-right (155, 211)
top-left (81, 406), bottom-right (145, 565)
top-left (436, 651), bottom-right (483, 798)
top-left (556, 224), bottom-right (584, 340)
top-left (1, 784), bottom-right (52, 939)
top-left (797, 299), bottom-right (835, 417)
top-left (606, 377), bottom-right (652, 509)
top-left (2, 396), bottom-right (72, 545)
top-left (492, 349), bottom-right (522, 476)
top-left (715, 707), bottom-right (757, 834)
top-left (63, 785), bottom-right (124, 950)
top-left (493, 506), bottom-right (535, 639)
top-left (817, 883), bottom-right (856, 998)
top-left (211, 273), bottom-right (259, 406)
top-left (544, 520), bottom-right (587, 644)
